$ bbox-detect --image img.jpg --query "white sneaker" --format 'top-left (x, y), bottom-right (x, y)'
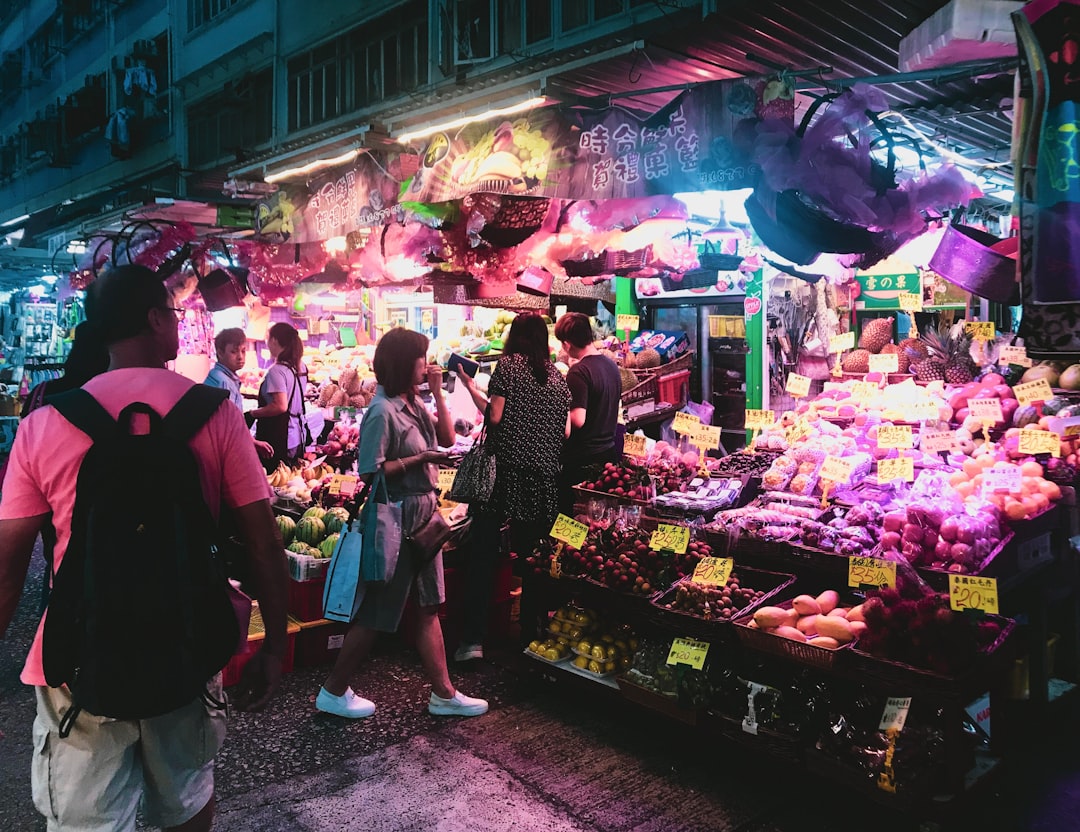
top-left (316, 687), bottom-right (376, 719)
top-left (428, 690), bottom-right (489, 717)
top-left (454, 643), bottom-right (484, 662)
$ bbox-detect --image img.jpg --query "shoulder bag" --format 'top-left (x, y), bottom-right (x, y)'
top-left (446, 414), bottom-right (496, 505)
top-left (404, 506), bottom-right (454, 568)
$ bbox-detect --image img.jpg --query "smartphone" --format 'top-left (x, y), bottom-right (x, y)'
top-left (447, 352), bottom-right (479, 378)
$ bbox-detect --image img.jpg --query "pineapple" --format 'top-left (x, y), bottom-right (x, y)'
top-left (841, 349), bottom-right (871, 373)
top-left (879, 343), bottom-right (909, 374)
top-left (913, 327), bottom-right (976, 384)
top-left (910, 356), bottom-right (945, 382)
top-left (859, 317), bottom-right (894, 353)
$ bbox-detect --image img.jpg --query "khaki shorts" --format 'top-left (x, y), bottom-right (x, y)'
top-left (31, 677), bottom-right (227, 832)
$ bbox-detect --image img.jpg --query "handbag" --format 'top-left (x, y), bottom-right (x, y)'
top-left (404, 507), bottom-right (453, 568)
top-left (322, 516), bottom-right (367, 623)
top-left (447, 420), bottom-right (497, 504)
top-left (359, 469), bottom-right (402, 584)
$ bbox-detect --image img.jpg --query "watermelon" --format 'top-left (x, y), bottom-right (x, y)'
top-left (319, 533), bottom-right (340, 559)
top-left (301, 506), bottom-right (327, 523)
top-left (324, 507), bottom-right (350, 535)
top-left (295, 516), bottom-right (326, 545)
top-left (276, 515), bottom-right (296, 547)
top-left (286, 540), bottom-right (308, 555)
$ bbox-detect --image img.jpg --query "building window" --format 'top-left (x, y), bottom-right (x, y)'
top-left (187, 67), bottom-right (272, 167)
top-left (190, 0), bottom-right (243, 31)
top-left (287, 1), bottom-right (427, 132)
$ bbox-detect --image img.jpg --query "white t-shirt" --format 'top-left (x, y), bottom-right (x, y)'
top-left (261, 363), bottom-right (305, 450)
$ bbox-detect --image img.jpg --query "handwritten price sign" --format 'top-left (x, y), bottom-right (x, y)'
top-left (878, 456), bottom-right (915, 483)
top-left (876, 425), bottom-right (913, 449)
top-left (1014, 379), bottom-right (1054, 407)
top-left (869, 353), bottom-right (899, 373)
top-left (820, 455), bottom-right (853, 484)
top-left (623, 433), bottom-right (647, 458)
top-left (691, 557), bottom-right (734, 587)
top-left (744, 409), bottom-right (775, 429)
top-left (849, 556), bottom-right (898, 589)
top-left (616, 314), bottom-right (640, 332)
top-left (650, 523), bottom-right (691, 554)
top-left (829, 331), bottom-right (855, 353)
top-left (1000, 345), bottom-right (1032, 367)
top-left (666, 637), bottom-right (710, 670)
top-left (786, 372), bottom-right (812, 398)
top-left (550, 514), bottom-right (588, 549)
top-left (948, 574), bottom-right (1000, 615)
top-left (437, 467), bottom-right (457, 493)
top-left (673, 411), bottom-right (702, 435)
top-left (982, 466), bottom-right (1023, 496)
top-left (879, 697), bottom-right (913, 732)
top-left (968, 397), bottom-right (1004, 424)
top-left (899, 292), bottom-right (923, 312)
top-left (922, 429), bottom-right (960, 454)
top-left (906, 400), bottom-right (940, 422)
top-left (964, 321), bottom-right (996, 341)
top-left (328, 475), bottom-right (359, 498)
top-left (1018, 429), bottom-right (1061, 457)
top-left (693, 424), bottom-right (722, 449)
top-left (785, 420), bottom-right (811, 443)
top-left (852, 381), bottom-right (879, 402)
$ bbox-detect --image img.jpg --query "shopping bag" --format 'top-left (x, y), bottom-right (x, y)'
top-left (447, 424), bottom-right (496, 504)
top-left (322, 521), bottom-right (367, 623)
top-left (360, 470), bottom-right (402, 584)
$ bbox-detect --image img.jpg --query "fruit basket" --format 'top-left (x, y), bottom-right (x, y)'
top-left (733, 595), bottom-right (863, 670)
top-left (617, 673), bottom-right (701, 725)
top-left (621, 372), bottom-right (659, 409)
top-left (914, 532), bottom-right (1014, 592)
top-left (523, 647), bottom-right (573, 667)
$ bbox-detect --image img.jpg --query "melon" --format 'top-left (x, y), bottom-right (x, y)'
top-left (286, 540), bottom-right (309, 555)
top-left (1059, 363), bottom-right (1080, 391)
top-left (319, 533), bottom-right (340, 559)
top-left (276, 515), bottom-right (296, 547)
top-left (301, 506), bottom-right (328, 523)
top-left (1021, 363), bottom-right (1061, 387)
top-left (323, 507), bottom-right (350, 535)
top-left (295, 516), bottom-right (326, 546)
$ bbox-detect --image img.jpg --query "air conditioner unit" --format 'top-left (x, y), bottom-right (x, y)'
top-left (899, 0), bottom-right (1023, 72)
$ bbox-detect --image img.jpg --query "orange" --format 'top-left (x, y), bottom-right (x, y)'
top-left (1021, 460), bottom-right (1044, 478)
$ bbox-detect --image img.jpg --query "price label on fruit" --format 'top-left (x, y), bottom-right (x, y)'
top-left (907, 400), bottom-right (940, 422)
top-left (650, 523), bottom-right (691, 554)
top-left (328, 475), bottom-right (359, 498)
top-left (550, 514), bottom-right (589, 549)
top-left (691, 557), bottom-right (734, 587)
top-left (672, 411), bottom-right (702, 435)
top-left (852, 381), bottom-right (879, 402)
top-left (616, 314), bottom-right (639, 332)
top-left (819, 455), bottom-right (853, 484)
top-left (1014, 378), bottom-right (1054, 407)
top-left (1000, 345), bottom-right (1032, 367)
top-left (963, 321), bottom-right (996, 341)
top-left (1018, 428), bottom-right (1061, 457)
top-left (744, 409), bottom-right (775, 429)
top-left (623, 433), bottom-right (647, 458)
top-left (869, 353), bottom-right (899, 373)
top-left (922, 429), bottom-right (960, 454)
top-left (877, 456), bottom-right (915, 483)
top-left (693, 424), bottom-right (722, 449)
top-left (666, 637), bottom-right (710, 671)
top-left (437, 467), bottom-right (457, 493)
top-left (848, 555), bottom-right (898, 589)
top-left (876, 424), bottom-right (913, 449)
top-left (785, 372), bottom-right (812, 398)
top-left (879, 696), bottom-right (913, 732)
top-left (899, 292), bottom-right (923, 312)
top-left (948, 574), bottom-right (1000, 615)
top-left (982, 466), bottom-right (1023, 496)
top-left (968, 397), bottom-right (1004, 424)
top-left (828, 331), bottom-right (855, 353)
top-left (1066, 424), bottom-right (1080, 438)
top-left (785, 420), bottom-right (811, 443)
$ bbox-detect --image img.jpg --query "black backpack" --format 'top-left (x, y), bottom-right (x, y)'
top-left (43, 385), bottom-right (239, 737)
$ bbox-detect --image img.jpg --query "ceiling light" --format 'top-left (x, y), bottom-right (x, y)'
top-left (41, 274), bottom-right (58, 284)
top-left (395, 97), bottom-right (548, 145)
top-left (66, 240), bottom-right (87, 254)
top-left (264, 149), bottom-right (361, 184)
top-left (1, 213), bottom-right (29, 228)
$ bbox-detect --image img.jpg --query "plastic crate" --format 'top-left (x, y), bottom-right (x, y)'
top-left (292, 617), bottom-right (350, 668)
top-left (222, 607), bottom-right (299, 687)
top-left (288, 576), bottom-right (327, 623)
top-left (286, 550), bottom-right (330, 582)
top-left (657, 370), bottom-right (690, 407)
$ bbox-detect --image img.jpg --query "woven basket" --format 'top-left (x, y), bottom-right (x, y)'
top-left (563, 255), bottom-right (608, 277)
top-left (733, 598), bottom-right (857, 670)
top-left (606, 247), bottom-right (651, 275)
top-left (915, 532), bottom-right (1014, 592)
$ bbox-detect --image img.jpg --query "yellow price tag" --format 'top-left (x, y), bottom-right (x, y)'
top-left (550, 514), bottom-right (589, 549)
top-left (948, 574), bottom-right (1000, 615)
top-left (328, 475), bottom-right (343, 496)
top-left (968, 398), bottom-right (1004, 424)
top-left (819, 455), bottom-right (853, 484)
top-left (1014, 379), bottom-right (1054, 407)
top-left (963, 321), bottom-right (996, 341)
top-left (1018, 428), bottom-right (1061, 457)
top-left (673, 411), bottom-right (702, 435)
top-left (876, 425), bottom-right (913, 449)
top-left (922, 429), bottom-right (960, 454)
top-left (691, 557), bottom-right (734, 587)
top-left (1000, 345), bottom-right (1032, 367)
top-left (828, 331), bottom-right (855, 353)
top-left (437, 467), bottom-right (457, 493)
top-left (908, 400), bottom-right (940, 422)
top-left (693, 424), bottom-right (722, 449)
top-left (869, 353), bottom-right (899, 373)
top-left (851, 381), bottom-right (879, 402)
top-left (785, 420), bottom-right (811, 443)
top-left (879, 697), bottom-right (912, 732)
top-left (616, 314), bottom-right (639, 332)
top-left (877, 456), bottom-right (915, 483)
top-left (744, 409), bottom-right (775, 429)
top-left (848, 555), bottom-right (898, 589)
top-left (650, 523), bottom-right (690, 554)
top-left (786, 372), bottom-right (812, 398)
top-left (329, 475), bottom-right (358, 497)
top-left (623, 433), bottom-right (647, 458)
top-left (1065, 424), bottom-right (1080, 438)
top-left (899, 292), bottom-right (923, 312)
top-left (666, 637), bottom-right (710, 670)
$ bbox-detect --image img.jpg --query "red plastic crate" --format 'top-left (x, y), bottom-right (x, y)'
top-left (288, 576), bottom-right (327, 623)
top-left (292, 617), bottom-right (350, 668)
top-left (222, 607), bottom-right (299, 687)
top-left (657, 370), bottom-right (690, 406)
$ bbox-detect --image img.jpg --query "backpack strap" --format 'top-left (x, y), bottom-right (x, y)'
top-left (48, 389), bottom-right (119, 443)
top-left (162, 385), bottom-right (230, 443)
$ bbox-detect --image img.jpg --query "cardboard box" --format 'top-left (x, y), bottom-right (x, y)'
top-left (630, 330), bottom-right (690, 364)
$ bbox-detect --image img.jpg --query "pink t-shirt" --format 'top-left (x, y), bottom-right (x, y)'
top-left (0, 368), bottom-right (272, 686)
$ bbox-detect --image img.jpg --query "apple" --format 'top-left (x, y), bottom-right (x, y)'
top-left (880, 531), bottom-right (902, 549)
top-left (883, 511), bottom-right (906, 532)
top-left (939, 517), bottom-right (959, 542)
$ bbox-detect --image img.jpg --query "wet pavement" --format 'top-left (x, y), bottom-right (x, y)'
top-left (1, 544), bottom-right (1078, 832)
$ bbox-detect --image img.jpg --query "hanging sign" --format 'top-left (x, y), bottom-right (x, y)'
top-left (848, 556), bottom-right (898, 589)
top-left (785, 372), bottom-right (811, 398)
top-left (869, 353), bottom-right (899, 373)
top-left (1014, 379), bottom-right (1054, 407)
top-left (876, 425), bottom-right (913, 449)
top-left (691, 557), bottom-right (734, 587)
top-left (948, 574), bottom-right (1000, 615)
top-left (550, 514), bottom-right (589, 549)
top-left (878, 456), bottom-right (915, 483)
top-left (666, 637), bottom-right (710, 670)
top-left (829, 331), bottom-right (855, 353)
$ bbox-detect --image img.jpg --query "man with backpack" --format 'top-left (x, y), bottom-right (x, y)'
top-left (0, 265), bottom-right (289, 832)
